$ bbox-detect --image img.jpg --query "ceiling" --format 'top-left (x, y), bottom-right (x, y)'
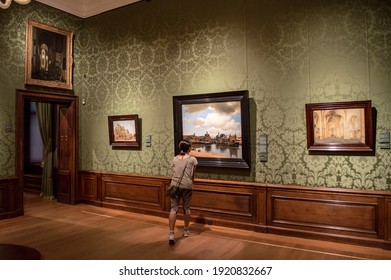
top-left (35, 0), bottom-right (143, 18)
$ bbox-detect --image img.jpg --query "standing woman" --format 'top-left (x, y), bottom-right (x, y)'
top-left (168, 140), bottom-right (198, 245)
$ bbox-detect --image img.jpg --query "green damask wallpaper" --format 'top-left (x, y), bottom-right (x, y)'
top-left (0, 0), bottom-right (390, 190)
top-left (0, 1), bottom-right (83, 176)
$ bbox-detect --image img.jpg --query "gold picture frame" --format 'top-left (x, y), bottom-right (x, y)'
top-left (25, 19), bottom-right (74, 90)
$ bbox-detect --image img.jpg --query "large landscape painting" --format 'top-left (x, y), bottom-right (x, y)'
top-left (173, 90), bottom-right (250, 169)
top-left (182, 101), bottom-right (242, 159)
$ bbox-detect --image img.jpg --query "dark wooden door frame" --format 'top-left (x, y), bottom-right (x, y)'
top-left (15, 89), bottom-right (79, 210)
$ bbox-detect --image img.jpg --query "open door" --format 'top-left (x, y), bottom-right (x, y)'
top-left (16, 89), bottom-right (78, 209)
top-left (56, 104), bottom-right (78, 204)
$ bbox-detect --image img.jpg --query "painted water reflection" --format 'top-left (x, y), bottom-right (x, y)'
top-left (191, 143), bottom-right (241, 158)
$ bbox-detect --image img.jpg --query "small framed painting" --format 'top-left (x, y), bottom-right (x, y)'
top-left (108, 115), bottom-right (140, 149)
top-left (305, 100), bottom-right (374, 155)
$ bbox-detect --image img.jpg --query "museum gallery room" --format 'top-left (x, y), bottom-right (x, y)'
top-left (1, 0), bottom-right (391, 261)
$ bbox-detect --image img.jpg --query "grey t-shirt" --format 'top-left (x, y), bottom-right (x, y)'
top-left (170, 155), bottom-right (198, 189)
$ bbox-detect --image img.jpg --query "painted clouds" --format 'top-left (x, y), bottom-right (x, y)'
top-left (182, 101), bottom-right (241, 138)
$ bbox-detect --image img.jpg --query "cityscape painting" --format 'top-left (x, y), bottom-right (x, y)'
top-left (173, 91), bottom-right (250, 169)
top-left (182, 101), bottom-right (243, 159)
top-left (108, 114), bottom-right (140, 149)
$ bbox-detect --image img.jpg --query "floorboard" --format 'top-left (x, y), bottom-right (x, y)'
top-left (1, 193), bottom-right (391, 260)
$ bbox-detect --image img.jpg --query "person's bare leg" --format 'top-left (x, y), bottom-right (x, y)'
top-left (169, 212), bottom-right (177, 231)
top-left (168, 212), bottom-right (176, 244)
top-left (184, 214), bottom-right (190, 228)
top-left (183, 214), bottom-right (190, 237)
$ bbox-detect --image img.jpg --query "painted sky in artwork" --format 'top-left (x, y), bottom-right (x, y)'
top-left (182, 101), bottom-right (241, 138)
top-left (113, 120), bottom-right (135, 134)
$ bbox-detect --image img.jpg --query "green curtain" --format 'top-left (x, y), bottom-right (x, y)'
top-left (36, 102), bottom-right (54, 200)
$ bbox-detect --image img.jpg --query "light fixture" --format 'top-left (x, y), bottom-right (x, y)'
top-left (0, 0), bottom-right (31, 9)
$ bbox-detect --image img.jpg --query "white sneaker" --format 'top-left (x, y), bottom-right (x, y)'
top-left (183, 228), bottom-right (190, 237)
top-left (168, 232), bottom-right (175, 245)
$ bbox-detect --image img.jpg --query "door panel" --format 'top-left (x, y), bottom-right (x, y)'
top-left (56, 104), bottom-right (77, 204)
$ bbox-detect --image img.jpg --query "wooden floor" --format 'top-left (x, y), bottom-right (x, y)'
top-left (1, 193), bottom-right (391, 260)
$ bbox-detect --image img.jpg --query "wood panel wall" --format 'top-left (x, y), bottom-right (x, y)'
top-left (23, 174), bottom-right (41, 194)
top-left (0, 177), bottom-right (22, 219)
top-left (79, 171), bottom-right (391, 250)
top-left (387, 198), bottom-right (391, 242)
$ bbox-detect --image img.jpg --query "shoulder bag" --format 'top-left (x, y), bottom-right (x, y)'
top-left (166, 157), bottom-right (190, 197)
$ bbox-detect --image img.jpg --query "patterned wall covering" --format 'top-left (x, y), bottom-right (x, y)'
top-left (0, 1), bottom-right (83, 177)
top-left (0, 0), bottom-right (390, 190)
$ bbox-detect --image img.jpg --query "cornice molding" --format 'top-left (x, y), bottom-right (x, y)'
top-left (35, 0), bottom-right (142, 18)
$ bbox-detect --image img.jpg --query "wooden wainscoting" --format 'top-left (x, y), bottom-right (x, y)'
top-left (79, 171), bottom-right (101, 206)
top-left (267, 186), bottom-right (388, 248)
top-left (190, 180), bottom-right (267, 232)
top-left (23, 174), bottom-right (41, 194)
top-left (100, 173), bottom-right (168, 217)
top-left (78, 171), bottom-right (391, 249)
top-left (0, 176), bottom-right (22, 219)
top-left (387, 198), bottom-right (391, 242)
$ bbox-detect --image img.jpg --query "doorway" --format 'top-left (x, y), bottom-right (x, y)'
top-left (15, 89), bottom-right (78, 210)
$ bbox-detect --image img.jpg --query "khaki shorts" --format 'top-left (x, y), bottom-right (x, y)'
top-left (170, 188), bottom-right (192, 215)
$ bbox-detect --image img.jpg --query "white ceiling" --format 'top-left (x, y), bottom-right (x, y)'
top-left (35, 0), bottom-right (143, 18)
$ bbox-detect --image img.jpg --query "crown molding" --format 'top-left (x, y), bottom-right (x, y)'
top-left (35, 0), bottom-right (142, 18)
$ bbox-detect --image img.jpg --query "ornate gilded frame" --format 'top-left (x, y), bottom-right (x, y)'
top-left (25, 19), bottom-right (74, 90)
